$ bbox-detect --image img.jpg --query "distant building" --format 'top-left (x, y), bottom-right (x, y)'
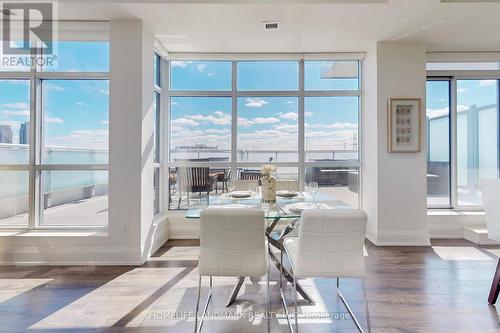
top-left (0, 125), bottom-right (13, 144)
top-left (20, 122), bottom-right (30, 145)
top-left (175, 143), bottom-right (218, 150)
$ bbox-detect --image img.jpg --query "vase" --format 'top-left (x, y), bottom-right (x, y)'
top-left (261, 177), bottom-right (276, 203)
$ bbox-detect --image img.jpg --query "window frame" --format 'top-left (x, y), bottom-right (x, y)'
top-left (427, 69), bottom-right (500, 210)
top-left (166, 57), bottom-right (363, 210)
top-left (0, 44), bottom-right (109, 229)
top-left (426, 77), bottom-right (452, 209)
top-left (153, 52), bottom-right (165, 215)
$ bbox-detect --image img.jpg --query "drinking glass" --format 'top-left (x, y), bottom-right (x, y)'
top-left (248, 182), bottom-right (259, 199)
top-left (227, 177), bottom-right (236, 193)
top-left (309, 182), bottom-right (319, 206)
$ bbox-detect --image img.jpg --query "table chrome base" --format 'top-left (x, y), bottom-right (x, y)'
top-left (225, 216), bottom-right (314, 307)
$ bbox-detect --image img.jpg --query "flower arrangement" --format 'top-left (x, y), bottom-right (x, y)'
top-left (261, 164), bottom-right (276, 180)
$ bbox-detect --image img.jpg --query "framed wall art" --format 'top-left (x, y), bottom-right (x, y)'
top-left (387, 98), bottom-right (421, 153)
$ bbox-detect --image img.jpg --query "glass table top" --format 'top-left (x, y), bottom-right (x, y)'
top-left (185, 192), bottom-right (350, 219)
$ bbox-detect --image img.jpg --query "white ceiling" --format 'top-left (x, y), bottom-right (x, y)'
top-left (56, 0), bottom-right (500, 53)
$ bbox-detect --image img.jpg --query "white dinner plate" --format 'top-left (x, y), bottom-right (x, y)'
top-left (276, 190), bottom-right (299, 198)
top-left (285, 202), bottom-right (329, 213)
top-left (208, 204), bottom-right (253, 209)
top-left (229, 191), bottom-right (252, 198)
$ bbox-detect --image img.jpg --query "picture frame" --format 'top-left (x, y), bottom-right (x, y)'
top-left (387, 98), bottom-right (421, 153)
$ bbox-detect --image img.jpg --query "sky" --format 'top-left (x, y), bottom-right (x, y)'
top-left (427, 79), bottom-right (498, 119)
top-left (6, 52), bottom-right (497, 165)
top-left (426, 79), bottom-right (499, 176)
top-left (170, 60), bottom-right (360, 162)
top-left (0, 42), bottom-right (109, 159)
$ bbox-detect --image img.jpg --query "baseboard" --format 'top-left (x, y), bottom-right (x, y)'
top-left (463, 226), bottom-right (500, 245)
top-left (368, 229), bottom-right (431, 246)
top-left (0, 246), bottom-right (142, 266)
top-left (168, 216), bottom-right (199, 239)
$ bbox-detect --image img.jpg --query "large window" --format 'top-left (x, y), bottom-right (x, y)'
top-left (0, 41), bottom-right (109, 227)
top-left (153, 52), bottom-right (163, 215)
top-left (167, 59), bottom-right (361, 210)
top-left (426, 70), bottom-right (500, 208)
top-left (426, 80), bottom-right (451, 207)
top-left (457, 79), bottom-right (499, 206)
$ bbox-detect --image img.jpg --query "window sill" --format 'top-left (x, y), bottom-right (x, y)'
top-left (427, 209), bottom-right (484, 216)
top-left (0, 229), bottom-right (108, 237)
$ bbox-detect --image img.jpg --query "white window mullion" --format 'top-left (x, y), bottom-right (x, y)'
top-left (231, 61), bottom-right (237, 178)
top-left (450, 77), bottom-right (458, 209)
top-left (160, 58), bottom-right (169, 214)
top-left (298, 60), bottom-right (305, 190)
top-left (28, 76), bottom-right (37, 228)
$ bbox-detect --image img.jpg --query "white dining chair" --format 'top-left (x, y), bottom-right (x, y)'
top-left (231, 179), bottom-right (259, 191)
top-left (276, 180), bottom-right (299, 191)
top-left (280, 209), bottom-right (370, 333)
top-left (195, 208), bottom-right (270, 333)
top-left (480, 179), bottom-right (500, 304)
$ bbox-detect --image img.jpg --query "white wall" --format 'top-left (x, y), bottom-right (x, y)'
top-left (362, 42), bottom-right (430, 246)
top-left (361, 44), bottom-right (379, 242)
top-left (0, 20), bottom-right (165, 265)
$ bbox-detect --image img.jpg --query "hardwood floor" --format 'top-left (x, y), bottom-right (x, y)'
top-left (0, 239), bottom-right (499, 333)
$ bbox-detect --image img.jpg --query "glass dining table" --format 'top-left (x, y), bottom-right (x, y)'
top-left (185, 191), bottom-right (349, 306)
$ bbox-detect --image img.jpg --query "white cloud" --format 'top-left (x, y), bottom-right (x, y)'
top-left (0, 120), bottom-right (21, 130)
top-left (46, 129), bottom-right (108, 149)
top-left (170, 127), bottom-right (230, 150)
top-left (305, 111), bottom-right (314, 116)
top-left (101, 120), bottom-right (109, 125)
top-left (245, 98), bottom-right (268, 108)
top-left (204, 129), bottom-right (229, 134)
top-left (479, 80), bottom-right (496, 87)
top-left (45, 116), bottom-right (64, 124)
top-left (279, 112), bottom-right (298, 121)
top-left (426, 107), bottom-right (448, 119)
top-left (44, 83), bottom-right (64, 91)
top-left (306, 122), bottom-right (358, 130)
top-left (185, 111), bottom-right (230, 126)
top-left (458, 105), bottom-right (469, 112)
top-left (2, 110), bottom-right (30, 117)
top-left (274, 124), bottom-right (297, 132)
top-left (172, 118), bottom-right (199, 127)
top-left (253, 117), bottom-right (280, 124)
top-left (3, 102), bottom-right (29, 109)
top-left (457, 87), bottom-right (468, 94)
top-left (238, 129), bottom-right (297, 150)
top-left (76, 102), bottom-right (88, 107)
top-left (426, 105), bottom-right (469, 119)
top-left (196, 63), bottom-right (207, 73)
top-left (99, 89), bottom-right (109, 96)
top-left (171, 61), bottom-right (192, 68)
top-left (207, 72), bottom-right (215, 77)
top-left (238, 117), bottom-right (254, 127)
top-left (237, 116), bottom-right (280, 127)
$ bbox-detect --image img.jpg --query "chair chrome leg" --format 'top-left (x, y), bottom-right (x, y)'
top-left (293, 273), bottom-right (298, 333)
top-left (361, 277), bottom-right (372, 333)
top-left (280, 249), bottom-right (283, 289)
top-left (279, 249), bottom-right (294, 333)
top-left (267, 246), bottom-right (271, 333)
top-left (194, 275), bottom-right (213, 333)
top-left (338, 278), bottom-right (366, 333)
top-left (194, 275), bottom-right (202, 333)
